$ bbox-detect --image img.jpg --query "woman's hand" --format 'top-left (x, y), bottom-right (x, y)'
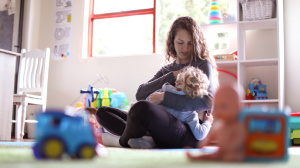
top-left (148, 92), bottom-right (165, 105)
top-left (173, 69), bottom-right (183, 78)
top-left (203, 113), bottom-right (214, 124)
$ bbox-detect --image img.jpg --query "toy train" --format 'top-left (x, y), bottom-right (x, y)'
top-left (246, 79), bottom-right (268, 100)
top-left (32, 110), bottom-right (98, 159)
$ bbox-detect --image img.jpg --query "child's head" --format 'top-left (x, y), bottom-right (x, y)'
top-left (175, 66), bottom-right (210, 98)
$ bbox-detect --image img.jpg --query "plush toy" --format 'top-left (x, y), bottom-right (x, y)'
top-left (82, 107), bottom-right (104, 145)
top-left (187, 84), bottom-right (245, 162)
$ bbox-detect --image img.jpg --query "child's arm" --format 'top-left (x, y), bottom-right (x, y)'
top-left (162, 83), bottom-right (186, 95)
top-left (185, 112), bottom-right (213, 141)
top-left (196, 120), bottom-right (220, 148)
top-left (203, 112), bottom-right (213, 124)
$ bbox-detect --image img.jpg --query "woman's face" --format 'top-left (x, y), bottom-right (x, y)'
top-left (174, 29), bottom-right (192, 64)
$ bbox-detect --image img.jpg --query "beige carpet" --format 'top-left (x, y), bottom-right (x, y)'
top-left (1, 145), bottom-right (300, 168)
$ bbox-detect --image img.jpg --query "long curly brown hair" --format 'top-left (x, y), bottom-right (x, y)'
top-left (165, 16), bottom-right (219, 89)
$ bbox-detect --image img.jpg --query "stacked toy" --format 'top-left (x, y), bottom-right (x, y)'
top-left (209, 0), bottom-right (223, 24)
top-left (79, 85), bottom-right (129, 111)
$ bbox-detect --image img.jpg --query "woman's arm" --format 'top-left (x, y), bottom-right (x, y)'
top-left (163, 92), bottom-right (212, 111)
top-left (136, 67), bottom-right (177, 100)
top-left (162, 61), bottom-right (215, 111)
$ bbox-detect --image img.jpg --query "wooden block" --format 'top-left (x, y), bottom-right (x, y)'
top-left (214, 54), bottom-right (237, 61)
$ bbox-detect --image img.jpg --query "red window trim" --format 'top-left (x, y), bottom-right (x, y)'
top-left (88, 0), bottom-right (156, 57)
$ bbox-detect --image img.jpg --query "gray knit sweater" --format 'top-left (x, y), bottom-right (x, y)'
top-left (152, 83), bottom-right (212, 140)
top-left (136, 59), bottom-right (215, 111)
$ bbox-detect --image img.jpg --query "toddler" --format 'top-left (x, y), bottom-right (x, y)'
top-left (129, 66), bottom-right (213, 148)
top-left (161, 66), bottom-right (213, 140)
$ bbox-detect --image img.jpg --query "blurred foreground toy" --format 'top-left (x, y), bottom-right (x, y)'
top-left (239, 107), bottom-right (290, 161)
top-left (187, 84), bottom-right (289, 162)
top-left (32, 110), bottom-right (98, 159)
top-left (84, 107), bottom-right (104, 145)
top-left (290, 112), bottom-right (300, 145)
top-left (187, 85), bottom-right (245, 162)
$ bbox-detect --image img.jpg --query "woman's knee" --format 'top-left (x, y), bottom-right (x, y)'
top-left (96, 106), bottom-right (117, 123)
top-left (129, 101), bottom-right (161, 118)
top-left (96, 106), bottom-right (107, 119)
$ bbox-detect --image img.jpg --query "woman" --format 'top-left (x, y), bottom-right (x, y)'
top-left (97, 16), bottom-right (219, 148)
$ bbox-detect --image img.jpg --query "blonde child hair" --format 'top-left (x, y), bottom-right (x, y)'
top-left (175, 66), bottom-right (210, 98)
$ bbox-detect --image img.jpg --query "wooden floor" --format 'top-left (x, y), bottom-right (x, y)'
top-left (8, 138), bottom-right (35, 142)
top-left (4, 133), bottom-right (35, 142)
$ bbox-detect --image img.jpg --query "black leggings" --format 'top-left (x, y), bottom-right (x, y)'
top-left (96, 101), bottom-right (198, 148)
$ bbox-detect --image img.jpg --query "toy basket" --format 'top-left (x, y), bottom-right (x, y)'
top-left (240, 0), bottom-right (276, 21)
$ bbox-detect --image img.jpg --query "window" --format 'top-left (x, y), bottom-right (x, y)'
top-left (86, 0), bottom-right (230, 57)
top-left (157, 0), bottom-right (230, 53)
top-left (88, 0), bottom-right (156, 57)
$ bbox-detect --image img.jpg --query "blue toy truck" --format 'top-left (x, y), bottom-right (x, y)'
top-left (32, 110), bottom-right (97, 159)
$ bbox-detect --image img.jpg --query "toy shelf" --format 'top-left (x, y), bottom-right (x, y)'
top-left (241, 99), bottom-right (280, 108)
top-left (241, 99), bottom-right (279, 104)
top-left (202, 0), bottom-right (284, 109)
top-left (239, 58), bottom-right (278, 66)
top-left (201, 22), bottom-right (237, 32)
top-left (216, 61), bottom-right (237, 69)
top-left (239, 19), bottom-right (277, 30)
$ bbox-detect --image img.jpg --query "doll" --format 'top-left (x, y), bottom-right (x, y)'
top-left (186, 84), bottom-right (245, 162)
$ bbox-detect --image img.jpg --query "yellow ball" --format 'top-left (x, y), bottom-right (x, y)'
top-left (76, 102), bottom-right (84, 108)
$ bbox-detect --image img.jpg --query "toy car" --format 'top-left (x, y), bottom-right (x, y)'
top-left (32, 110), bottom-right (97, 159)
top-left (290, 112), bottom-right (300, 145)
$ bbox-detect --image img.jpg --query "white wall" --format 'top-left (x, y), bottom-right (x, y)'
top-left (22, 0), bottom-right (300, 112)
top-left (23, 0), bottom-right (164, 109)
top-left (284, 0), bottom-right (300, 112)
top-left (22, 0), bottom-right (41, 50)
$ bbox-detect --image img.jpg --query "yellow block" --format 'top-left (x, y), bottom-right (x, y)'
top-left (250, 140), bottom-right (278, 153)
top-left (91, 93), bottom-right (98, 108)
top-left (291, 130), bottom-right (300, 139)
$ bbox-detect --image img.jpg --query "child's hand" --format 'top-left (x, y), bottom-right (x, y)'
top-left (204, 113), bottom-right (213, 124)
top-left (148, 92), bottom-right (165, 105)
